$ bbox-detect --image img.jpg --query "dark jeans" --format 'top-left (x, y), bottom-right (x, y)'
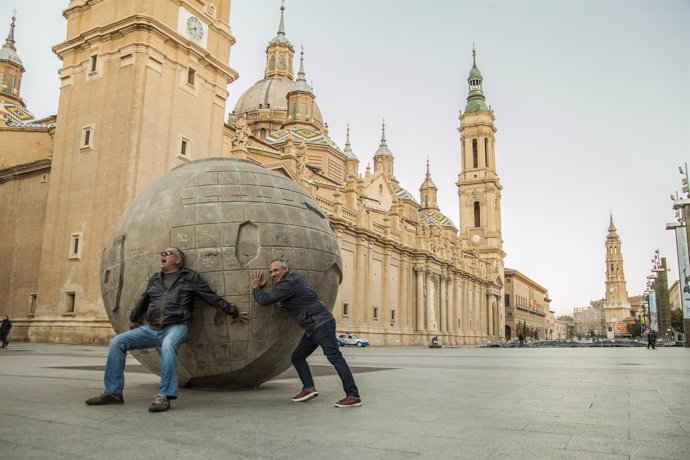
top-left (291, 318), bottom-right (359, 397)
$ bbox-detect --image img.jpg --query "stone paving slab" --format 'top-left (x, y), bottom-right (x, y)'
top-left (0, 344), bottom-right (689, 459)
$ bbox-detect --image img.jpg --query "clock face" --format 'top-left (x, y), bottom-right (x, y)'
top-left (471, 234), bottom-right (481, 244)
top-left (608, 286), bottom-right (616, 294)
top-left (186, 16), bottom-right (204, 41)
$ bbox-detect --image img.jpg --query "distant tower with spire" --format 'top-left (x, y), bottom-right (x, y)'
top-left (602, 214), bottom-right (631, 335)
top-left (604, 214), bottom-right (630, 304)
top-left (343, 123), bottom-right (359, 178)
top-left (419, 158), bottom-right (438, 210)
top-left (456, 46), bottom-right (504, 271)
top-left (284, 46), bottom-right (322, 131)
top-left (0, 14), bottom-right (25, 107)
top-left (373, 120), bottom-right (397, 183)
top-left (264, 0), bottom-right (295, 81)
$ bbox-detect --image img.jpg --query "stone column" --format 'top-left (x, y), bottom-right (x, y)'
top-left (440, 274), bottom-right (447, 333)
top-left (447, 273), bottom-right (455, 342)
top-left (472, 281), bottom-right (484, 341)
top-left (455, 276), bottom-right (462, 343)
top-left (487, 293), bottom-right (494, 336)
top-left (415, 267), bottom-right (424, 332)
top-left (382, 248), bottom-right (389, 336)
top-left (425, 272), bottom-right (433, 334)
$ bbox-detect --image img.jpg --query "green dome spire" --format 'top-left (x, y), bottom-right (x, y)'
top-left (465, 46), bottom-right (489, 113)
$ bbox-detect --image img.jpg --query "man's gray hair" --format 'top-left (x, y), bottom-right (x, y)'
top-left (270, 258), bottom-right (289, 269)
top-left (171, 247), bottom-right (185, 268)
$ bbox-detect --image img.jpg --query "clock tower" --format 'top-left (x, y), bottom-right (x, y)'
top-left (31, 0), bottom-right (238, 341)
top-left (604, 214), bottom-right (629, 304)
top-left (456, 47), bottom-right (505, 341)
top-left (456, 48), bottom-right (504, 271)
top-left (602, 214), bottom-right (631, 336)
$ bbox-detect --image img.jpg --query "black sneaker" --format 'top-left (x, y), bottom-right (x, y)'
top-left (148, 393), bottom-right (170, 413)
top-left (85, 392), bottom-right (124, 405)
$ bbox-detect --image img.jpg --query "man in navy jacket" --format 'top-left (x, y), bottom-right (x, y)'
top-left (251, 259), bottom-right (362, 408)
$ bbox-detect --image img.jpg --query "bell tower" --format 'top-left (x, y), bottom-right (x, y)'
top-left (456, 47), bottom-right (503, 269)
top-left (601, 214), bottom-right (631, 336)
top-left (604, 214), bottom-right (630, 304)
top-left (32, 0), bottom-right (238, 340)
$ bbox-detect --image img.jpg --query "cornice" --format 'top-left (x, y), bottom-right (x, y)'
top-left (53, 14), bottom-right (238, 82)
top-left (0, 158), bottom-right (51, 183)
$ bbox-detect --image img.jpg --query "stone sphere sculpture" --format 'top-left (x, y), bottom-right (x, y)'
top-left (100, 158), bottom-right (342, 389)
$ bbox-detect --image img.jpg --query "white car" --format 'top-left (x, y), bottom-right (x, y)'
top-left (337, 333), bottom-right (370, 347)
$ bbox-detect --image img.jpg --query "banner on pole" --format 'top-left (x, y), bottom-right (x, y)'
top-left (649, 290), bottom-right (658, 332)
top-left (674, 226), bottom-right (690, 320)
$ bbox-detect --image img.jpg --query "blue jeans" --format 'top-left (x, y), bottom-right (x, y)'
top-left (291, 319), bottom-right (359, 397)
top-left (104, 324), bottom-right (189, 398)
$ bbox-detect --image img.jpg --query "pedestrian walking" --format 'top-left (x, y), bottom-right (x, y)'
top-left (647, 329), bottom-right (657, 350)
top-left (0, 315), bottom-right (12, 348)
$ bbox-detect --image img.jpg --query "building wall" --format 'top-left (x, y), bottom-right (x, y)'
top-left (573, 305), bottom-right (605, 337)
top-left (0, 127), bottom-right (52, 168)
top-left (669, 280), bottom-right (681, 311)
top-left (0, 161), bottom-right (50, 338)
top-left (29, 0), bottom-right (238, 343)
top-left (504, 269), bottom-right (549, 339)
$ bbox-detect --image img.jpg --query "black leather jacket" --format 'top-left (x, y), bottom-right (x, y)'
top-left (130, 268), bottom-right (238, 329)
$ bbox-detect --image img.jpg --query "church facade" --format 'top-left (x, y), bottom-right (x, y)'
top-left (0, 1), bottom-right (505, 346)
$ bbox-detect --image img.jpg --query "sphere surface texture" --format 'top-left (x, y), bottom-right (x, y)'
top-left (101, 158), bottom-right (342, 388)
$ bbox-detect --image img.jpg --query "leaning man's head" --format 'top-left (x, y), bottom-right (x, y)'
top-left (268, 259), bottom-right (289, 282)
top-left (160, 247), bottom-right (184, 272)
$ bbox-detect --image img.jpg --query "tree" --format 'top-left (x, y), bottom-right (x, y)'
top-left (671, 308), bottom-right (684, 333)
top-left (627, 319), bottom-right (642, 338)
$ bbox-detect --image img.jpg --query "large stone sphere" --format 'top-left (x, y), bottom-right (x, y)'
top-left (100, 158), bottom-right (342, 388)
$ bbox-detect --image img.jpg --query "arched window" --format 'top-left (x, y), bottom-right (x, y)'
top-left (484, 138), bottom-right (489, 168)
top-left (472, 139), bottom-right (478, 168)
top-left (474, 202), bottom-right (481, 227)
top-left (269, 56), bottom-right (275, 70)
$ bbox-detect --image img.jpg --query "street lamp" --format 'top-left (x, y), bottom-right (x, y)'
top-left (667, 162), bottom-right (690, 347)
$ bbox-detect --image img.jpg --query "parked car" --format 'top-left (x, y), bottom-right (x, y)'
top-left (337, 332), bottom-right (369, 347)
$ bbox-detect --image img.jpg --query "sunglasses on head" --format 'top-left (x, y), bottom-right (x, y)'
top-left (160, 250), bottom-right (176, 257)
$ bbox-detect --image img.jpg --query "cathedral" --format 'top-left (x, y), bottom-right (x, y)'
top-left (0, 1), bottom-right (505, 346)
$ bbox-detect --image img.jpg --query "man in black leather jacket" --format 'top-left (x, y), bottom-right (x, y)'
top-left (251, 259), bottom-right (362, 408)
top-left (86, 247), bottom-right (249, 412)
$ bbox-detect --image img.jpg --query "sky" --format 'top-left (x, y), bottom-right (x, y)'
top-left (2, 0), bottom-right (689, 316)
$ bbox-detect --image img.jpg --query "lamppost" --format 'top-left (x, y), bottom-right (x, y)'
top-left (667, 162), bottom-right (690, 346)
top-left (646, 270), bottom-right (659, 335)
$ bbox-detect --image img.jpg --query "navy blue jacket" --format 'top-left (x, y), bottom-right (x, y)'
top-left (252, 270), bottom-right (333, 336)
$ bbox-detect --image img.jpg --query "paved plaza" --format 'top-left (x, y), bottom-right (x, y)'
top-left (1, 343), bottom-right (689, 459)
